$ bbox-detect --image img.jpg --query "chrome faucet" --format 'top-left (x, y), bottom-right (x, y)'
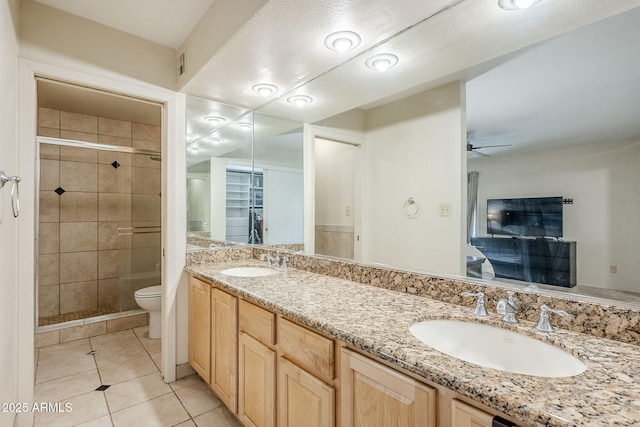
top-left (496, 291), bottom-right (519, 323)
top-left (460, 292), bottom-right (488, 316)
top-left (259, 252), bottom-right (288, 271)
top-left (535, 304), bottom-right (570, 332)
top-left (260, 253), bottom-right (276, 266)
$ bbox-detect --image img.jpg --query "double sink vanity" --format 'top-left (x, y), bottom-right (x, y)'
top-left (185, 246), bottom-right (640, 427)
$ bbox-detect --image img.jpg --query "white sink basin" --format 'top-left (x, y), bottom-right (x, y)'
top-left (220, 267), bottom-right (278, 278)
top-left (409, 320), bottom-right (586, 378)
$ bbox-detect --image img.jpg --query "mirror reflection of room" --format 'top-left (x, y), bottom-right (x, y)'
top-left (465, 7), bottom-right (640, 301)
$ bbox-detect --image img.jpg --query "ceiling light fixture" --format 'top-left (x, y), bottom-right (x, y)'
top-left (237, 122), bottom-right (252, 130)
top-left (252, 83), bottom-right (279, 97)
top-left (498, 0), bottom-right (541, 10)
top-left (287, 95), bottom-right (313, 107)
top-left (324, 31), bottom-right (361, 52)
top-left (204, 115), bottom-right (226, 124)
top-left (365, 53), bottom-right (399, 72)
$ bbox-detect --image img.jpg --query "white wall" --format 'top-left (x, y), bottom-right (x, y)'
top-left (363, 82), bottom-right (466, 275)
top-left (469, 138), bottom-right (640, 292)
top-left (0, 1), bottom-right (19, 426)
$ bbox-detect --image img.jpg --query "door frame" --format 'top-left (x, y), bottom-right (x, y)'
top-left (303, 124), bottom-right (365, 259)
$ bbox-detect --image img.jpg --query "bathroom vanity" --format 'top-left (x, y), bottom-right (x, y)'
top-left (185, 248), bottom-right (640, 427)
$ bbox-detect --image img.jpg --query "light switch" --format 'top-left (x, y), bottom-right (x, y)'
top-left (345, 206), bottom-right (351, 216)
top-left (439, 204), bottom-right (451, 216)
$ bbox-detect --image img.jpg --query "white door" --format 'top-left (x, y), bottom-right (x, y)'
top-left (263, 168), bottom-right (304, 245)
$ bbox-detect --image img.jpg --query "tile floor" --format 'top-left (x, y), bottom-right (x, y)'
top-left (34, 326), bottom-right (242, 427)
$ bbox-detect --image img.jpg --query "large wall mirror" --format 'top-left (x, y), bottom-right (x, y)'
top-left (186, 96), bottom-right (303, 249)
top-left (465, 7), bottom-right (640, 304)
top-left (184, 2), bottom-right (640, 308)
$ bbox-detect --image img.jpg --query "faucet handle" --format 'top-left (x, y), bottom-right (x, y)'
top-left (535, 304), bottom-right (571, 332)
top-left (461, 292), bottom-right (488, 317)
top-left (497, 291), bottom-right (519, 323)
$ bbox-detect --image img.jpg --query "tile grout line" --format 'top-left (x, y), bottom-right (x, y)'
top-left (132, 327), bottom-right (197, 426)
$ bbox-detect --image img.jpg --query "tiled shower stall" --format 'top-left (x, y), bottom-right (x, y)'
top-left (37, 107), bottom-right (161, 326)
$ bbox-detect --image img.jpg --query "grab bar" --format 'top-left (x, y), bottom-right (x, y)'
top-left (1, 170), bottom-right (21, 218)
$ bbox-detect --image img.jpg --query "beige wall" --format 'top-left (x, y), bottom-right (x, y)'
top-left (37, 108), bottom-right (161, 324)
top-left (0, 0), bottom-right (19, 425)
top-left (19, 1), bottom-right (177, 90)
top-left (362, 82), bottom-right (466, 275)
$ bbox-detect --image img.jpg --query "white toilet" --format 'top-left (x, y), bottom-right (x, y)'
top-left (134, 285), bottom-right (162, 339)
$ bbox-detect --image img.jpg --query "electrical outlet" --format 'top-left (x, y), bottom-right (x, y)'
top-left (610, 265), bottom-right (618, 274)
top-left (345, 206), bottom-right (351, 216)
top-left (439, 204), bottom-right (451, 216)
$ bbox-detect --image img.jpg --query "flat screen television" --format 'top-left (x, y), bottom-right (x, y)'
top-left (486, 196), bottom-right (563, 237)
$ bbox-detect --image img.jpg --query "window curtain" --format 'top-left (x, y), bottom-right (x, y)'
top-left (467, 171), bottom-right (479, 243)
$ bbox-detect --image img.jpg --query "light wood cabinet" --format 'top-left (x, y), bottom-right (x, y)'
top-left (238, 300), bottom-right (277, 427)
top-left (451, 399), bottom-right (499, 427)
top-left (238, 332), bottom-right (276, 427)
top-left (188, 274), bottom-right (523, 427)
top-left (341, 348), bottom-right (437, 427)
top-left (211, 287), bottom-right (238, 412)
top-left (278, 357), bottom-right (335, 427)
top-left (188, 276), bottom-right (211, 383)
top-left (278, 318), bottom-right (335, 382)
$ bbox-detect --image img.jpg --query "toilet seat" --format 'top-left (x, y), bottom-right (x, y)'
top-left (134, 285), bottom-right (161, 298)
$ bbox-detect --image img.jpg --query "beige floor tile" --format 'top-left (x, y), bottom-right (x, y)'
top-left (35, 369), bottom-right (101, 403)
top-left (98, 354), bottom-right (158, 385)
top-left (75, 414), bottom-right (114, 427)
top-left (35, 353), bottom-right (97, 384)
top-left (193, 406), bottom-right (242, 427)
top-left (174, 382), bottom-right (222, 418)
top-left (92, 330), bottom-right (148, 368)
top-left (104, 372), bottom-right (172, 413)
top-left (150, 351), bottom-right (161, 370)
top-left (170, 374), bottom-right (205, 392)
top-left (34, 390), bottom-right (109, 427)
top-left (111, 393), bottom-right (190, 427)
top-left (134, 326), bottom-right (161, 353)
top-left (173, 420), bottom-right (196, 427)
top-left (38, 338), bottom-right (92, 364)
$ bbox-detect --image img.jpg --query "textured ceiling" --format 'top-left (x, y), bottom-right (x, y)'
top-left (32, 0), bottom-right (640, 158)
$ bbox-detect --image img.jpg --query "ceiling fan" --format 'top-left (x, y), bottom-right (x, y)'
top-left (466, 131), bottom-right (511, 157)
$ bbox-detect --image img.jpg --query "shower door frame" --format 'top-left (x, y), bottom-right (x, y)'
top-left (35, 136), bottom-right (162, 327)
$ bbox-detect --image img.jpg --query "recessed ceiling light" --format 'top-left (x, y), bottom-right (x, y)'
top-left (324, 31), bottom-right (361, 52)
top-left (237, 122), bottom-right (252, 130)
top-left (365, 53), bottom-right (399, 72)
top-left (187, 142), bottom-right (200, 153)
top-left (252, 83), bottom-right (279, 97)
top-left (287, 95), bottom-right (313, 107)
top-left (498, 0), bottom-right (541, 10)
top-left (204, 115), bottom-right (226, 124)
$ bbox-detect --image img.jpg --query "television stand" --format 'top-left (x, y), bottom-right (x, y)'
top-left (470, 236), bottom-right (576, 287)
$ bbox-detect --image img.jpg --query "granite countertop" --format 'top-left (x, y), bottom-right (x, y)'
top-left (186, 260), bottom-right (640, 427)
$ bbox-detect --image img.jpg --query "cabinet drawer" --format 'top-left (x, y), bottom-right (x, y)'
top-left (239, 300), bottom-right (276, 346)
top-left (278, 318), bottom-right (334, 381)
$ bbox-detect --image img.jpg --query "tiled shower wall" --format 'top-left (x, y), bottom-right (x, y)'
top-left (37, 107), bottom-right (161, 323)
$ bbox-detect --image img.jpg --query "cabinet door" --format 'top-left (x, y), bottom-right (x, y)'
top-left (211, 287), bottom-right (238, 412)
top-left (188, 276), bottom-right (211, 383)
top-left (238, 333), bottom-right (276, 427)
top-left (341, 348), bottom-right (436, 427)
top-left (451, 399), bottom-right (495, 427)
top-left (278, 357), bottom-right (335, 427)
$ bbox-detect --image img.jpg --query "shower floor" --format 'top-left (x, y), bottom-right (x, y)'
top-left (39, 306), bottom-right (119, 326)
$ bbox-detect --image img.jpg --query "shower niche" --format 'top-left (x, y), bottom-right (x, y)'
top-left (36, 79), bottom-right (163, 327)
